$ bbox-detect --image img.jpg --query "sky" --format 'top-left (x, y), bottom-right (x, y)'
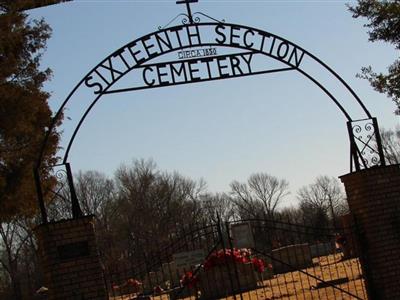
top-left (28, 0), bottom-right (399, 206)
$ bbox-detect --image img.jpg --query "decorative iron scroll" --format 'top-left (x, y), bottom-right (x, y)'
top-left (158, 12), bottom-right (224, 30)
top-left (49, 167), bottom-right (68, 201)
top-left (348, 118), bottom-right (386, 171)
top-left (41, 163), bottom-right (82, 222)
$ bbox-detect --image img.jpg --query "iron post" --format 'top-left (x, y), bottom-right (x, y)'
top-left (33, 169), bottom-right (48, 224)
top-left (65, 162), bottom-right (83, 219)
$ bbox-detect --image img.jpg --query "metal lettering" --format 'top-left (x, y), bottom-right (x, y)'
top-left (84, 75), bottom-right (104, 95)
top-left (94, 69), bottom-right (109, 85)
top-left (127, 41), bottom-right (146, 64)
top-left (177, 47), bottom-right (218, 60)
top-left (169, 27), bottom-right (185, 47)
top-left (201, 57), bottom-right (214, 79)
top-left (115, 49), bottom-right (131, 69)
top-left (143, 66), bottom-right (155, 86)
top-left (142, 35), bottom-right (158, 58)
top-left (230, 25), bottom-right (241, 46)
top-left (241, 53), bottom-right (253, 73)
top-left (99, 57), bottom-right (124, 82)
top-left (288, 47), bottom-right (305, 68)
top-left (268, 36), bottom-right (277, 55)
top-left (277, 41), bottom-right (289, 59)
top-left (216, 56), bottom-right (230, 78)
top-left (258, 31), bottom-right (270, 52)
top-left (155, 32), bottom-right (173, 52)
top-left (244, 29), bottom-right (255, 48)
top-left (157, 63), bottom-right (170, 85)
top-left (188, 60), bottom-right (201, 81)
top-left (171, 63), bottom-right (188, 83)
top-left (230, 56), bottom-right (243, 75)
top-left (215, 24), bottom-right (226, 44)
top-left (186, 25), bottom-right (202, 46)
top-left (139, 53), bottom-right (256, 88)
top-left (83, 24), bottom-right (306, 95)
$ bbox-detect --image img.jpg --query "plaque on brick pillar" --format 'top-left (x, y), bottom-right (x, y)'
top-left (35, 216), bottom-right (107, 300)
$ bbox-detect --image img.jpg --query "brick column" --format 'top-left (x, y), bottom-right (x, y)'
top-left (340, 165), bottom-right (400, 300)
top-left (35, 216), bottom-right (107, 300)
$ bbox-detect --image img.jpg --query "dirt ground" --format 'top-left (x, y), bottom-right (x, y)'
top-left (111, 254), bottom-right (367, 300)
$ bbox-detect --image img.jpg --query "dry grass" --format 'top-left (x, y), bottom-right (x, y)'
top-left (224, 255), bottom-right (367, 300)
top-left (111, 254), bottom-right (367, 300)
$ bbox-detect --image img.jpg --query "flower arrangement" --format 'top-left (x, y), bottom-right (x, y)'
top-left (203, 248), bottom-right (269, 273)
top-left (179, 248), bottom-right (271, 291)
top-left (186, 248), bottom-right (272, 299)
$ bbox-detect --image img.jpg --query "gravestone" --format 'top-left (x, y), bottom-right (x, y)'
top-left (199, 262), bottom-right (257, 299)
top-left (309, 242), bottom-right (334, 258)
top-left (173, 249), bottom-right (205, 273)
top-left (230, 222), bottom-right (255, 249)
top-left (271, 243), bottom-right (312, 274)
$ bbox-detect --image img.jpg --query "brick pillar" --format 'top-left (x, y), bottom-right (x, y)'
top-left (340, 165), bottom-right (400, 300)
top-left (35, 216), bottom-right (107, 300)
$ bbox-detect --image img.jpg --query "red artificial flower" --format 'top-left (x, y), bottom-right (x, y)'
top-left (251, 258), bottom-right (265, 273)
top-left (154, 285), bottom-right (164, 295)
top-left (180, 271), bottom-right (199, 288)
top-left (127, 278), bottom-right (142, 287)
top-left (203, 248), bottom-right (270, 275)
top-left (204, 248), bottom-right (254, 270)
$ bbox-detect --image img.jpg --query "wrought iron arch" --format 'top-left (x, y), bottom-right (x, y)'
top-left (34, 8), bottom-right (386, 224)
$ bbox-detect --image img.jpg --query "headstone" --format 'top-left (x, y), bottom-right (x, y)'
top-left (173, 249), bottom-right (205, 273)
top-left (230, 222), bottom-right (255, 249)
top-left (164, 262), bottom-right (180, 286)
top-left (309, 242), bottom-right (334, 258)
top-left (271, 243), bottom-right (312, 273)
top-left (199, 262), bottom-right (257, 299)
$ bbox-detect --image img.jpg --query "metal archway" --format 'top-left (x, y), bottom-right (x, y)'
top-left (34, 2), bottom-right (385, 223)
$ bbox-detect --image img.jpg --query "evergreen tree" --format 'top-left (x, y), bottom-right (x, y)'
top-left (349, 0), bottom-right (400, 114)
top-left (0, 1), bottom-right (63, 220)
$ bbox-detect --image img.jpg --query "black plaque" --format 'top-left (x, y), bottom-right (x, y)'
top-left (57, 241), bottom-right (90, 261)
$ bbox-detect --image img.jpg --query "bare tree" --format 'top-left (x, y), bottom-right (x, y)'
top-left (278, 206), bottom-right (304, 224)
top-left (46, 170), bottom-right (117, 223)
top-left (0, 218), bottom-right (37, 300)
top-left (380, 127), bottom-right (400, 165)
top-left (74, 171), bottom-right (117, 222)
top-left (230, 173), bottom-right (290, 219)
top-left (110, 159), bottom-right (207, 262)
top-left (200, 193), bottom-right (235, 223)
top-left (297, 176), bottom-right (347, 228)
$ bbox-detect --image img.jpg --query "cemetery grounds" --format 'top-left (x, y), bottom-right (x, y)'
top-left (110, 253), bottom-right (367, 300)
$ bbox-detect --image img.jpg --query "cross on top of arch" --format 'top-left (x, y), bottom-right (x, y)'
top-left (176, 0), bottom-right (198, 24)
